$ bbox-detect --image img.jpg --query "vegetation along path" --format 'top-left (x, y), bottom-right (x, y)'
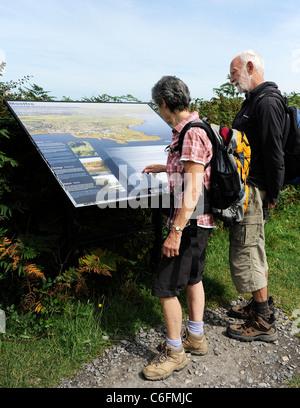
top-left (59, 299), bottom-right (299, 389)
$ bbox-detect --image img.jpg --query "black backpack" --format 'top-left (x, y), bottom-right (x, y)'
top-left (170, 120), bottom-right (251, 226)
top-left (283, 104), bottom-right (300, 183)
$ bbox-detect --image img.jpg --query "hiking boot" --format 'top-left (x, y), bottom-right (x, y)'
top-left (228, 296), bottom-right (274, 319)
top-left (143, 343), bottom-right (188, 381)
top-left (226, 312), bottom-right (278, 342)
top-left (182, 327), bottom-right (208, 355)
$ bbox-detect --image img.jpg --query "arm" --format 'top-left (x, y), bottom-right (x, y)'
top-left (142, 164), bottom-right (166, 174)
top-left (162, 161), bottom-right (204, 258)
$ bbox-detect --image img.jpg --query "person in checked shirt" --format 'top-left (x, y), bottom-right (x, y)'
top-left (142, 76), bottom-right (216, 380)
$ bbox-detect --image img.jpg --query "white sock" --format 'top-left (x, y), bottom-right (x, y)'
top-left (166, 336), bottom-right (182, 349)
top-left (188, 320), bottom-right (204, 335)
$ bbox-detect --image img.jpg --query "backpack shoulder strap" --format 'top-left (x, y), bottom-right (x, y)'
top-left (174, 120), bottom-right (215, 157)
top-left (246, 90), bottom-right (288, 121)
top-left (257, 91), bottom-right (291, 146)
top-left (258, 91), bottom-right (288, 110)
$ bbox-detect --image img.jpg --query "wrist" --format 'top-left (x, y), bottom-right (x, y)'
top-left (172, 224), bottom-right (183, 232)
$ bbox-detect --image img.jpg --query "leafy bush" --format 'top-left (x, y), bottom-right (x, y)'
top-left (190, 80), bottom-right (243, 127)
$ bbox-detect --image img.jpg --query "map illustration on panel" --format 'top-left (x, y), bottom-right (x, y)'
top-left (5, 101), bottom-right (172, 207)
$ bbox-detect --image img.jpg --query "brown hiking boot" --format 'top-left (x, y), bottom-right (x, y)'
top-left (182, 328), bottom-right (208, 355)
top-left (228, 296), bottom-right (274, 319)
top-left (227, 312), bottom-right (278, 342)
top-left (228, 298), bottom-right (255, 319)
top-left (143, 343), bottom-right (188, 381)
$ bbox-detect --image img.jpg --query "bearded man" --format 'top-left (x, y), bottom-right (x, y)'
top-left (226, 50), bottom-right (287, 342)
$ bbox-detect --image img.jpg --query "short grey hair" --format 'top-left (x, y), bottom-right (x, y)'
top-left (236, 49), bottom-right (265, 75)
top-left (151, 76), bottom-right (191, 112)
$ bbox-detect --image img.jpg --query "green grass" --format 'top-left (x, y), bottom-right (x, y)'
top-left (0, 186), bottom-right (299, 388)
top-left (0, 301), bottom-right (111, 388)
top-left (264, 191), bottom-right (300, 313)
top-left (203, 185), bottom-right (300, 314)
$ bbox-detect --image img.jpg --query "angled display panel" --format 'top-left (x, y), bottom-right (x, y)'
top-left (5, 101), bottom-right (171, 207)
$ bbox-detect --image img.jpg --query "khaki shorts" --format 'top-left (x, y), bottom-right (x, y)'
top-left (229, 184), bottom-right (268, 293)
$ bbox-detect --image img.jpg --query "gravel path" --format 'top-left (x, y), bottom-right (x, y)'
top-left (59, 298), bottom-right (299, 389)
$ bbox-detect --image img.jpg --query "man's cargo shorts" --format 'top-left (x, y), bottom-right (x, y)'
top-left (152, 226), bottom-right (212, 298)
top-left (229, 183), bottom-right (268, 293)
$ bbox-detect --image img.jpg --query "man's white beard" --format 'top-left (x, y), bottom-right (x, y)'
top-left (234, 67), bottom-right (252, 94)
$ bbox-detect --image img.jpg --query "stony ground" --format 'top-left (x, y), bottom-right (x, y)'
top-left (59, 298), bottom-right (299, 389)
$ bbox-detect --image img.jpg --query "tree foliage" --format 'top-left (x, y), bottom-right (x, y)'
top-left (190, 80), bottom-right (244, 128)
top-left (82, 93), bottom-right (142, 103)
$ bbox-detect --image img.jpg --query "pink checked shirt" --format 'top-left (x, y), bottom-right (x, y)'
top-left (167, 111), bottom-right (216, 229)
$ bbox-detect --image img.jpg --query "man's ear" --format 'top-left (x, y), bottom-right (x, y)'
top-left (246, 61), bottom-right (254, 75)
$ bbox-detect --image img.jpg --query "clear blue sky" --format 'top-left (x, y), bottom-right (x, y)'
top-left (1, 0), bottom-right (300, 101)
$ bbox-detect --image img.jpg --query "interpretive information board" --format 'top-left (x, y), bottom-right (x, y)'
top-left (5, 101), bottom-right (171, 207)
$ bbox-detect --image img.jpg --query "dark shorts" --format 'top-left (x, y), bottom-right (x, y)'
top-left (152, 226), bottom-right (212, 298)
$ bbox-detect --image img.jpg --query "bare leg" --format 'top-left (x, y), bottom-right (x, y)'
top-left (160, 297), bottom-right (182, 340)
top-left (252, 270), bottom-right (268, 302)
top-left (252, 269), bottom-right (270, 320)
top-left (252, 286), bottom-right (268, 302)
top-left (186, 281), bottom-right (205, 322)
